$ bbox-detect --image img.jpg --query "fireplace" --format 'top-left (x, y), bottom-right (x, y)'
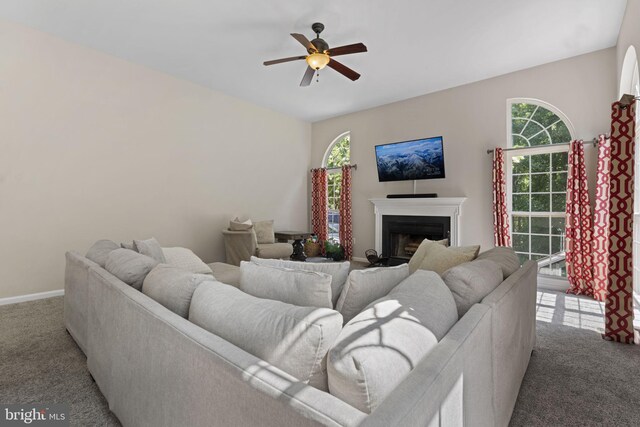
top-left (382, 215), bottom-right (450, 266)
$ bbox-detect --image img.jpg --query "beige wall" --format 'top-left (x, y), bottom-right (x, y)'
top-left (311, 48), bottom-right (617, 259)
top-left (617, 0), bottom-right (639, 91)
top-left (0, 20), bottom-right (311, 299)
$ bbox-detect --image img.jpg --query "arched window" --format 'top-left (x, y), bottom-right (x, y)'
top-left (507, 99), bottom-right (575, 279)
top-left (323, 132), bottom-right (350, 242)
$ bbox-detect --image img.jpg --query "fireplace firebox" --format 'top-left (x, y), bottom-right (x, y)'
top-left (382, 215), bottom-right (450, 266)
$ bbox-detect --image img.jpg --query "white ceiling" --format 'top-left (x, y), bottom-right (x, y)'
top-left (0, 0), bottom-right (628, 122)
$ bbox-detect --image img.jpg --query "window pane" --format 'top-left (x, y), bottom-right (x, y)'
top-left (531, 235), bottom-right (550, 254)
top-left (513, 175), bottom-right (530, 193)
top-left (548, 122), bottom-right (571, 144)
top-left (533, 108), bottom-right (561, 128)
top-left (530, 132), bottom-right (551, 146)
top-left (512, 103), bottom-right (537, 119)
top-left (552, 172), bottom-right (567, 192)
top-left (552, 193), bottom-right (566, 212)
top-left (551, 217), bottom-right (565, 235)
top-left (512, 215), bottom-right (529, 233)
top-left (551, 152), bottom-right (568, 171)
top-left (531, 154), bottom-right (551, 173)
top-left (513, 194), bottom-right (530, 212)
top-left (512, 156), bottom-right (529, 174)
top-left (512, 135), bottom-right (529, 148)
top-left (326, 136), bottom-right (350, 168)
top-left (513, 234), bottom-right (529, 252)
top-left (531, 174), bottom-right (550, 192)
top-left (531, 194), bottom-right (550, 212)
top-left (512, 118), bottom-right (528, 134)
top-left (522, 122), bottom-right (544, 139)
top-left (551, 236), bottom-right (564, 253)
top-left (531, 217), bottom-right (550, 234)
top-left (516, 253), bottom-right (530, 264)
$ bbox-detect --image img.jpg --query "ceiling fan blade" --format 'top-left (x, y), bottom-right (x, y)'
top-left (263, 55), bottom-right (306, 66)
top-left (327, 59), bottom-right (361, 81)
top-left (291, 33), bottom-right (316, 53)
top-left (328, 43), bottom-right (367, 57)
top-left (300, 66), bottom-right (315, 87)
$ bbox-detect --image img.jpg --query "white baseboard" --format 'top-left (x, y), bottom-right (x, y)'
top-left (352, 257), bottom-right (369, 264)
top-left (0, 289), bottom-right (65, 306)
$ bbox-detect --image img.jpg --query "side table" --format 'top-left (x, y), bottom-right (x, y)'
top-left (274, 231), bottom-right (313, 261)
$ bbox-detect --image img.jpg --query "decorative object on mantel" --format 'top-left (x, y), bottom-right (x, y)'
top-left (365, 249), bottom-right (389, 268)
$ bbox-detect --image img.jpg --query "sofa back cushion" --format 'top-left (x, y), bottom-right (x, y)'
top-left (476, 246), bottom-right (521, 279)
top-left (105, 248), bottom-right (159, 291)
top-left (133, 238), bottom-right (166, 263)
top-left (86, 239), bottom-right (121, 268)
top-left (335, 264), bottom-right (410, 324)
top-left (189, 281), bottom-right (343, 390)
top-left (239, 261), bottom-right (332, 308)
top-left (142, 264), bottom-right (212, 318)
top-left (441, 259), bottom-right (504, 318)
top-left (328, 270), bottom-right (457, 413)
top-left (250, 256), bottom-right (349, 307)
top-left (254, 220), bottom-right (275, 244)
top-left (162, 247), bottom-right (213, 275)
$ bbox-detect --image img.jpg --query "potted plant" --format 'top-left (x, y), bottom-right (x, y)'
top-left (325, 239), bottom-right (345, 261)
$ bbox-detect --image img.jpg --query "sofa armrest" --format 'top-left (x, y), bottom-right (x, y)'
top-left (222, 229), bottom-right (257, 266)
top-left (64, 251), bottom-right (99, 355)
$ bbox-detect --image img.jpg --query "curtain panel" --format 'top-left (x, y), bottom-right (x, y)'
top-left (311, 168), bottom-right (329, 245)
top-left (565, 140), bottom-right (595, 297)
top-left (339, 165), bottom-right (353, 260)
top-left (492, 148), bottom-right (511, 246)
top-left (592, 134), bottom-right (612, 302)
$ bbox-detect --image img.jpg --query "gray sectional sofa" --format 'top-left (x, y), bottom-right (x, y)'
top-left (64, 248), bottom-right (537, 427)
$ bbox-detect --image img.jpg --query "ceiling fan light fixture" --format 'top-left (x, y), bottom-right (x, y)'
top-left (306, 52), bottom-right (330, 70)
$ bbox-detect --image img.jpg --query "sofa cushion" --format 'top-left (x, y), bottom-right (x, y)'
top-left (120, 242), bottom-right (136, 251)
top-left (162, 247), bottom-right (213, 275)
top-left (142, 264), bottom-right (212, 318)
top-left (441, 259), bottom-right (504, 317)
top-left (328, 270), bottom-right (458, 413)
top-left (335, 264), bottom-right (410, 324)
top-left (189, 281), bottom-right (343, 390)
top-left (408, 238), bottom-right (480, 274)
top-left (85, 239), bottom-right (120, 268)
top-left (208, 262), bottom-right (240, 287)
top-left (239, 261), bottom-right (332, 308)
top-left (104, 248), bottom-right (159, 291)
top-left (476, 246), bottom-right (521, 279)
top-left (411, 240), bottom-right (479, 275)
top-left (255, 243), bottom-right (293, 259)
top-left (133, 238), bottom-right (166, 263)
top-left (250, 256), bottom-right (349, 307)
top-left (254, 220), bottom-right (275, 244)
top-left (229, 217), bottom-right (253, 231)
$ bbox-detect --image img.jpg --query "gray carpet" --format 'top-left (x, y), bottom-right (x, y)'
top-left (1, 293), bottom-right (639, 426)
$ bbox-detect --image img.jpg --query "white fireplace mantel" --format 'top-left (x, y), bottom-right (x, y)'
top-left (369, 197), bottom-right (467, 253)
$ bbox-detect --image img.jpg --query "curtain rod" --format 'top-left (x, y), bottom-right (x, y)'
top-left (486, 137), bottom-right (603, 155)
top-left (310, 164), bottom-right (358, 173)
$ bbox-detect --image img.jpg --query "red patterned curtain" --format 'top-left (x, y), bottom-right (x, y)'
top-left (492, 148), bottom-right (511, 246)
top-left (565, 140), bottom-right (595, 297)
top-left (311, 168), bottom-right (328, 244)
top-left (604, 100), bottom-right (636, 344)
top-left (339, 165), bottom-right (353, 260)
top-left (592, 135), bottom-right (611, 302)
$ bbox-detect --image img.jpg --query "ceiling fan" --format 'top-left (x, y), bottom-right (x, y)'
top-left (263, 22), bottom-right (367, 87)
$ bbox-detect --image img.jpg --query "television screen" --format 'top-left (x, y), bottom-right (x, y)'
top-left (375, 136), bottom-right (445, 182)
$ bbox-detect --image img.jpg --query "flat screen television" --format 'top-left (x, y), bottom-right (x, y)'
top-left (375, 136), bottom-right (445, 182)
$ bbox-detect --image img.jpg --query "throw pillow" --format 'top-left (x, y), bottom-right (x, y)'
top-left (142, 264), bottom-right (212, 318)
top-left (412, 240), bottom-right (479, 275)
top-left (104, 248), bottom-right (159, 291)
top-left (335, 264), bottom-right (410, 324)
top-left (250, 256), bottom-right (349, 307)
top-left (120, 242), bottom-right (136, 251)
top-left (229, 217), bottom-right (253, 231)
top-left (441, 259), bottom-right (504, 317)
top-left (133, 238), bottom-right (166, 263)
top-left (476, 246), bottom-right (521, 279)
top-left (189, 281), bottom-right (343, 390)
top-left (85, 239), bottom-right (120, 268)
top-left (408, 238), bottom-right (480, 273)
top-left (254, 220), bottom-right (275, 244)
top-left (239, 261), bottom-right (332, 308)
top-left (328, 270), bottom-right (457, 413)
top-left (162, 247), bottom-right (213, 275)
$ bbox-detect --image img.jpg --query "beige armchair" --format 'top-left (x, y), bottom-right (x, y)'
top-left (222, 229), bottom-right (293, 266)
